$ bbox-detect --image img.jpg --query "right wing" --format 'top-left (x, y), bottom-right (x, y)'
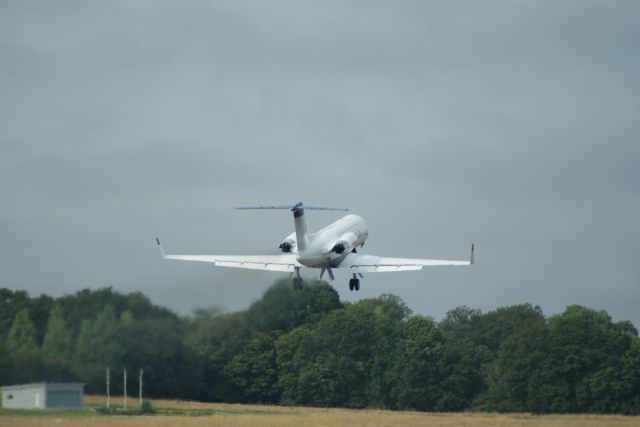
top-left (156, 238), bottom-right (303, 272)
top-left (334, 244), bottom-right (475, 273)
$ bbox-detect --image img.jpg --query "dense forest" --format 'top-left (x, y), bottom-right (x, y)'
top-left (1, 280), bottom-right (639, 414)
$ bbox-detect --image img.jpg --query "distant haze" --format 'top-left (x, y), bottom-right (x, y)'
top-left (1, 1), bottom-right (639, 326)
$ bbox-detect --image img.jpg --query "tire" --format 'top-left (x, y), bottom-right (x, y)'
top-left (349, 279), bottom-right (354, 291)
top-left (354, 280), bottom-right (360, 291)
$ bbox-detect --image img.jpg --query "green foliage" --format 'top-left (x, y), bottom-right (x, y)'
top-left (227, 333), bottom-right (279, 403)
top-left (480, 304), bottom-right (640, 414)
top-left (245, 279), bottom-right (341, 333)
top-left (5, 307), bottom-right (46, 384)
top-left (140, 399), bottom-right (155, 414)
top-left (0, 284), bottom-right (638, 414)
top-left (542, 305), bottom-right (638, 413)
top-left (276, 295), bottom-right (407, 408)
top-left (7, 308), bottom-right (38, 354)
top-left (392, 315), bottom-right (447, 410)
top-left (440, 303), bottom-right (545, 354)
top-left (42, 304), bottom-right (73, 364)
top-left (0, 290), bottom-right (30, 343)
top-left (186, 311), bottom-right (252, 401)
top-left (483, 318), bottom-right (551, 412)
top-left (75, 305), bottom-right (120, 364)
top-left (0, 341), bottom-right (13, 384)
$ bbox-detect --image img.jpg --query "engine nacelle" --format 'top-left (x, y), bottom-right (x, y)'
top-left (279, 232), bottom-right (297, 253)
top-left (332, 242), bottom-right (346, 254)
top-left (330, 231), bottom-right (358, 254)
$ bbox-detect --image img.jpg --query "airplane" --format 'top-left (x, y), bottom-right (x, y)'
top-left (156, 202), bottom-right (474, 291)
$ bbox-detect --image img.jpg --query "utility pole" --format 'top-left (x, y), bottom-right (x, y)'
top-left (106, 367), bottom-right (110, 408)
top-left (123, 368), bottom-right (127, 409)
top-left (138, 369), bottom-right (143, 406)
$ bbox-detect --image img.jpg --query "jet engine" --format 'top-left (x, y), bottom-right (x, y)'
top-left (279, 232), bottom-right (297, 253)
top-left (330, 231), bottom-right (358, 254)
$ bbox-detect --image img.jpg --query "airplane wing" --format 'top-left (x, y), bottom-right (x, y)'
top-left (156, 238), bottom-right (303, 272)
top-left (335, 244), bottom-right (475, 273)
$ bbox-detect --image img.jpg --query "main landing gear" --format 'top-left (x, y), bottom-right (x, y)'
top-left (349, 274), bottom-right (360, 291)
top-left (294, 269), bottom-right (362, 292)
top-left (292, 267), bottom-right (303, 290)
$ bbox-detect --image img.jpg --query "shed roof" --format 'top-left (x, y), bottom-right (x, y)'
top-left (1, 383), bottom-right (84, 391)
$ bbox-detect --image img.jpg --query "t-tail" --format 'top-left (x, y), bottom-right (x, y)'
top-left (236, 202), bottom-right (348, 252)
top-left (291, 203), bottom-right (310, 251)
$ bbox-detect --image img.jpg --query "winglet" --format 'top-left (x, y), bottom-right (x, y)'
top-left (156, 237), bottom-right (166, 258)
top-left (470, 243), bottom-right (475, 265)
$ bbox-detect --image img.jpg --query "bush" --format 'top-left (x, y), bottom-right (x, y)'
top-left (140, 399), bottom-right (155, 414)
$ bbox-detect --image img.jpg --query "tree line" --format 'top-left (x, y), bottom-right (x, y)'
top-left (0, 280), bottom-right (638, 414)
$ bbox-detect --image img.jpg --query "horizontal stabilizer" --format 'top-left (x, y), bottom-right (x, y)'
top-left (236, 202), bottom-right (347, 212)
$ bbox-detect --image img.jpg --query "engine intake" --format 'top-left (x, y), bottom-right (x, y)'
top-left (329, 231), bottom-right (359, 254)
top-left (332, 243), bottom-right (346, 254)
top-left (279, 242), bottom-right (293, 253)
top-left (279, 232), bottom-right (297, 253)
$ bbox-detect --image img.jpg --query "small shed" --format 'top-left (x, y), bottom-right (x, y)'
top-left (1, 383), bottom-right (84, 409)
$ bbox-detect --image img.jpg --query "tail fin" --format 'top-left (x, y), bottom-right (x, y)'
top-left (236, 202), bottom-right (348, 253)
top-left (290, 203), bottom-right (312, 251)
top-left (156, 237), bottom-right (166, 258)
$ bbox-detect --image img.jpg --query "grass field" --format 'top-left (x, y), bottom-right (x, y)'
top-left (0, 395), bottom-right (638, 427)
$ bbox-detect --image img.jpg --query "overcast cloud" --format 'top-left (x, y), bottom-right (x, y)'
top-left (1, 1), bottom-right (639, 326)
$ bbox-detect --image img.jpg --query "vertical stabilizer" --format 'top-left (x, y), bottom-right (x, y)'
top-left (235, 202), bottom-right (347, 253)
top-left (291, 202), bottom-right (310, 252)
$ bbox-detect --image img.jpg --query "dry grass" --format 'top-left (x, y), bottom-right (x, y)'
top-left (0, 395), bottom-right (637, 427)
top-left (85, 395), bottom-right (287, 413)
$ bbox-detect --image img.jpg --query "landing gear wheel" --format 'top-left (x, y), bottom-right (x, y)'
top-left (354, 279), bottom-right (360, 291)
top-left (293, 278), bottom-right (303, 290)
top-left (349, 279), bottom-right (354, 291)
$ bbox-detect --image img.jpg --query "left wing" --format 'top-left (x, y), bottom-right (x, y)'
top-left (335, 244), bottom-right (475, 273)
top-left (156, 238), bottom-right (303, 272)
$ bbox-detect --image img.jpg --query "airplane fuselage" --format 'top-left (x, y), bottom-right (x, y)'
top-left (296, 214), bottom-right (369, 268)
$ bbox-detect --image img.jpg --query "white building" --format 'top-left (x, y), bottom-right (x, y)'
top-left (1, 383), bottom-right (84, 409)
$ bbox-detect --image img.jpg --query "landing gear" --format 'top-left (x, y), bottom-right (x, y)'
top-left (292, 267), bottom-right (303, 290)
top-left (348, 274), bottom-right (360, 291)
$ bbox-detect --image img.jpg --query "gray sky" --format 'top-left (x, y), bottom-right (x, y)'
top-left (1, 1), bottom-right (639, 326)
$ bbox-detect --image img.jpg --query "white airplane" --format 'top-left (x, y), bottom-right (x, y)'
top-left (156, 202), bottom-right (474, 291)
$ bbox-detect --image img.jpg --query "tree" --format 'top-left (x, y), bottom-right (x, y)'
top-left (619, 338), bottom-right (640, 414)
top-left (440, 304), bottom-right (545, 356)
top-left (392, 315), bottom-right (447, 410)
top-left (74, 305), bottom-right (123, 391)
top-left (276, 296), bottom-right (408, 408)
top-left (0, 341), bottom-right (13, 383)
top-left (227, 333), bottom-right (279, 403)
top-left (435, 334), bottom-right (490, 411)
top-left (116, 316), bottom-right (205, 400)
top-left (0, 289), bottom-right (30, 342)
top-left (6, 307), bottom-right (43, 383)
top-left (543, 305), bottom-right (636, 413)
top-left (7, 308), bottom-right (38, 354)
top-left (245, 279), bottom-right (341, 334)
top-left (42, 304), bottom-right (73, 364)
top-left (483, 318), bottom-right (551, 412)
top-left (186, 312), bottom-right (253, 401)
top-left (28, 294), bottom-right (55, 345)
